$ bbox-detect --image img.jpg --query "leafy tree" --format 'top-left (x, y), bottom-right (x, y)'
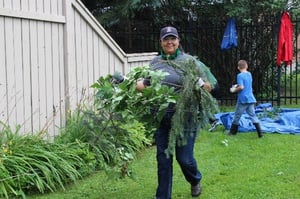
top-left (81, 0), bottom-right (300, 103)
top-left (82, 0), bottom-right (300, 27)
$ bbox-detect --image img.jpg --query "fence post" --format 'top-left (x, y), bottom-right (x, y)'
top-left (277, 66), bottom-right (281, 107)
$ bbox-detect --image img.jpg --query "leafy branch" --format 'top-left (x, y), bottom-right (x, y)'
top-left (91, 62), bottom-right (219, 157)
top-left (91, 66), bottom-right (177, 137)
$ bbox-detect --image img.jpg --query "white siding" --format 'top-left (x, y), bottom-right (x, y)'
top-left (0, 0), bottom-right (157, 137)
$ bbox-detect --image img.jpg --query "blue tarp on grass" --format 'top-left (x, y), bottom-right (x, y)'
top-left (215, 103), bottom-right (300, 134)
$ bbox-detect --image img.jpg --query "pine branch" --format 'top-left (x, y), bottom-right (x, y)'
top-left (164, 58), bottom-right (219, 157)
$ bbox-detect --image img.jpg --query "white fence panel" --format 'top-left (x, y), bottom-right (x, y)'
top-left (0, 0), bottom-right (156, 137)
top-left (28, 0), bottom-right (36, 12)
top-left (4, 18), bottom-right (17, 128)
top-left (12, 18), bottom-right (24, 129)
top-left (21, 0), bottom-right (29, 12)
top-left (126, 53), bottom-right (158, 72)
top-left (3, 0), bottom-right (12, 9)
top-left (21, 19), bottom-right (32, 134)
top-left (29, 20), bottom-right (41, 133)
top-left (65, 0), bottom-right (127, 112)
top-left (37, 21), bottom-right (48, 134)
top-left (0, 16), bottom-right (7, 123)
top-left (12, 0), bottom-right (20, 10)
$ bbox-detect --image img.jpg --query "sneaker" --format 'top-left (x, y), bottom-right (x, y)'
top-left (225, 130), bottom-right (237, 136)
top-left (191, 183), bottom-right (202, 197)
top-left (209, 120), bottom-right (219, 132)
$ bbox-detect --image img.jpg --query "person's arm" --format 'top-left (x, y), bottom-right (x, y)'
top-left (230, 84), bottom-right (243, 93)
top-left (230, 75), bottom-right (244, 93)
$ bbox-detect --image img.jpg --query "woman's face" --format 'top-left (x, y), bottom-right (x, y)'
top-left (161, 36), bottom-right (179, 55)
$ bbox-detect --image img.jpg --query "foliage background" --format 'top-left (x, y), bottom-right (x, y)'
top-left (81, 0), bottom-right (300, 106)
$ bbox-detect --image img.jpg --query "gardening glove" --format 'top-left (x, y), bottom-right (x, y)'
top-left (110, 71), bottom-right (125, 84)
top-left (230, 84), bottom-right (238, 93)
top-left (197, 77), bottom-right (205, 87)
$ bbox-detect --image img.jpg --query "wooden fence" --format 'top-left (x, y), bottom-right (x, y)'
top-left (0, 0), bottom-right (157, 137)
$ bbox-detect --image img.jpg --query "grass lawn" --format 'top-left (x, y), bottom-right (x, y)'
top-left (29, 125), bottom-right (300, 199)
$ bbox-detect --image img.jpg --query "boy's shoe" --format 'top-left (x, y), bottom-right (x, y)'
top-left (209, 120), bottom-right (219, 132)
top-left (191, 183), bottom-right (202, 197)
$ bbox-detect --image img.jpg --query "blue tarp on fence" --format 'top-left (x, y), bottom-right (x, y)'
top-left (215, 103), bottom-right (300, 134)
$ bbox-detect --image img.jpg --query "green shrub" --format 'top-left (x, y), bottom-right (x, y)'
top-left (0, 122), bottom-right (88, 198)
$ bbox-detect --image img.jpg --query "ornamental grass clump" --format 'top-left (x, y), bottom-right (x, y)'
top-left (0, 122), bottom-right (88, 199)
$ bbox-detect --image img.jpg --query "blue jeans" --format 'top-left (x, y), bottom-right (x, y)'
top-left (154, 112), bottom-right (202, 199)
top-left (232, 103), bottom-right (259, 125)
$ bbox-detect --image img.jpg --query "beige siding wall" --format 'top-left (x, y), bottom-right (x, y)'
top-left (0, 0), bottom-right (157, 137)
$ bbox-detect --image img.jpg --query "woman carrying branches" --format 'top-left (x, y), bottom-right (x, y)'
top-left (137, 26), bottom-right (218, 199)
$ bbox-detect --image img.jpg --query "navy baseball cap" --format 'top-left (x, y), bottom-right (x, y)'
top-left (160, 26), bottom-right (179, 40)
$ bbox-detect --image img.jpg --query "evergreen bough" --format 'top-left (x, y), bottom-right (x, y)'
top-left (165, 58), bottom-right (219, 156)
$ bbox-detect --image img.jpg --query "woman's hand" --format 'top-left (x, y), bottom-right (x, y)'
top-left (202, 82), bottom-right (212, 92)
top-left (136, 79), bottom-right (146, 91)
top-left (197, 77), bottom-right (211, 92)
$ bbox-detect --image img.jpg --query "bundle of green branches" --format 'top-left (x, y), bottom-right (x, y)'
top-left (91, 66), bottom-right (178, 137)
top-left (165, 59), bottom-right (219, 156)
top-left (92, 62), bottom-right (219, 157)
